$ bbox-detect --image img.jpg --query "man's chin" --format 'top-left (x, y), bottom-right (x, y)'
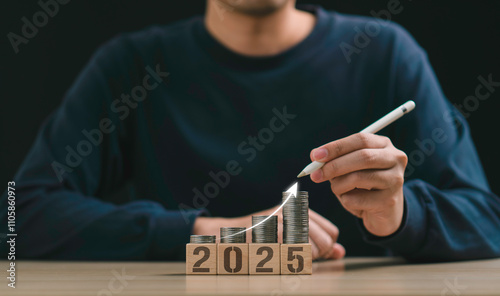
top-left (221, 0), bottom-right (290, 17)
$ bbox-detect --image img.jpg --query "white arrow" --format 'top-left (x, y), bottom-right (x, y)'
top-left (219, 182), bottom-right (298, 241)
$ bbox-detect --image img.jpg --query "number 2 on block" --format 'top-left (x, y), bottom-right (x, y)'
top-left (192, 246), bottom-right (210, 272)
top-left (256, 246), bottom-right (273, 272)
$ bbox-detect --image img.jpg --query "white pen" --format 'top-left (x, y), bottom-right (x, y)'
top-left (297, 100), bottom-right (416, 178)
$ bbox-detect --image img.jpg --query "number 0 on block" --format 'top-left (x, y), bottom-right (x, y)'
top-left (217, 244), bottom-right (249, 275)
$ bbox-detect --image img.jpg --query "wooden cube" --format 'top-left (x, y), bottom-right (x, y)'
top-left (186, 243), bottom-right (217, 275)
top-left (217, 243), bottom-right (249, 275)
top-left (280, 244), bottom-right (312, 275)
top-left (249, 243), bottom-right (280, 275)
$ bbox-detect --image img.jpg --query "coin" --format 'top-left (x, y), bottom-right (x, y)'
top-left (220, 227), bottom-right (246, 243)
top-left (282, 191), bottom-right (309, 244)
top-left (252, 215), bottom-right (278, 243)
top-left (190, 235), bottom-right (216, 244)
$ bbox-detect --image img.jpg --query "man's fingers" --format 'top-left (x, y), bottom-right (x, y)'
top-left (331, 243), bottom-right (346, 260)
top-left (329, 169), bottom-right (403, 196)
top-left (309, 209), bottom-right (342, 260)
top-left (311, 241), bottom-right (320, 259)
top-left (338, 188), bottom-right (399, 216)
top-left (339, 188), bottom-right (404, 237)
top-left (309, 209), bottom-right (339, 241)
top-left (309, 219), bottom-right (335, 258)
top-left (310, 210), bottom-right (345, 260)
top-left (251, 207), bottom-right (344, 260)
top-left (311, 148), bottom-right (396, 183)
top-left (319, 243), bottom-right (346, 260)
top-left (310, 133), bottom-right (390, 163)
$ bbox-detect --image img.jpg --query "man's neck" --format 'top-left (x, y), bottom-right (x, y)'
top-left (205, 1), bottom-right (316, 57)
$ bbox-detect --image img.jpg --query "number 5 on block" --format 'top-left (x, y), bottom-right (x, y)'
top-left (280, 244), bottom-right (312, 275)
top-left (186, 244), bottom-right (217, 275)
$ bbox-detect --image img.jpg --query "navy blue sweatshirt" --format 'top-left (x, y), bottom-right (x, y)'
top-left (2, 5), bottom-right (500, 261)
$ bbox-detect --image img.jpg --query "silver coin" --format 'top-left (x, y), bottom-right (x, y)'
top-left (282, 191), bottom-right (309, 244)
top-left (190, 235), bottom-right (216, 244)
top-left (220, 227), bottom-right (246, 243)
top-left (252, 215), bottom-right (278, 243)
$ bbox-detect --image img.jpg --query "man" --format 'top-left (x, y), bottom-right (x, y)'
top-left (1, 0), bottom-right (499, 261)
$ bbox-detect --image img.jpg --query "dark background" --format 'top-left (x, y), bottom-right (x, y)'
top-left (1, 0), bottom-right (499, 194)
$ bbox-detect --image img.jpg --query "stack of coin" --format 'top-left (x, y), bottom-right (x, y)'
top-left (220, 227), bottom-right (246, 243)
top-left (252, 215), bottom-right (278, 243)
top-left (282, 191), bottom-right (309, 244)
top-left (190, 235), bottom-right (216, 244)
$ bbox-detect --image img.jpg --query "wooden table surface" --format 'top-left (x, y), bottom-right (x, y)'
top-left (2, 257), bottom-right (500, 295)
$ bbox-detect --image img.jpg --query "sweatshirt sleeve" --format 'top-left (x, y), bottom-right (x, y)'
top-left (359, 26), bottom-right (500, 262)
top-left (0, 36), bottom-right (203, 260)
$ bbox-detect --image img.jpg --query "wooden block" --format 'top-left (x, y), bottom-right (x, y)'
top-left (280, 243), bottom-right (312, 275)
top-left (217, 243), bottom-right (249, 275)
top-left (186, 243), bottom-right (217, 275)
top-left (249, 244), bottom-right (280, 275)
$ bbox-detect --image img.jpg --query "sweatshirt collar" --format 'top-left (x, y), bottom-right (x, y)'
top-left (194, 5), bottom-right (332, 71)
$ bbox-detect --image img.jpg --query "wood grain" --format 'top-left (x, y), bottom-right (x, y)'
top-left (186, 243), bottom-right (217, 275)
top-left (248, 243), bottom-right (280, 275)
top-left (2, 257), bottom-right (500, 295)
top-left (280, 243), bottom-right (312, 275)
top-left (217, 243), bottom-right (249, 275)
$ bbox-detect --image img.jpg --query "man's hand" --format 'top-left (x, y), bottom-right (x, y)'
top-left (309, 133), bottom-right (408, 237)
top-left (193, 207), bottom-right (345, 260)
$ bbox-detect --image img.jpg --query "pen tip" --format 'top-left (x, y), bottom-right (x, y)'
top-left (297, 171), bottom-right (306, 178)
